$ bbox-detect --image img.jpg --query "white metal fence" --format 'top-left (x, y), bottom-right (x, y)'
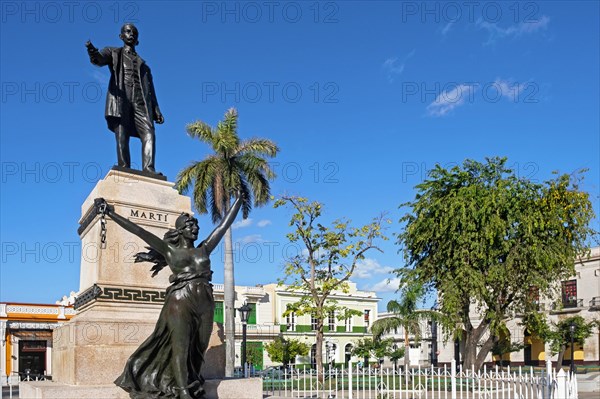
top-left (262, 360), bottom-right (578, 399)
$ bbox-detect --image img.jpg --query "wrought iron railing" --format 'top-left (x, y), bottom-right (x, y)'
top-left (260, 360), bottom-right (578, 399)
top-left (589, 296), bottom-right (600, 309)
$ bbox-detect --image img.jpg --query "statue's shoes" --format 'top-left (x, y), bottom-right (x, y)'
top-left (143, 168), bottom-right (164, 177)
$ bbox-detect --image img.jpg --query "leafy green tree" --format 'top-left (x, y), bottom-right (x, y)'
top-left (389, 347), bottom-right (405, 369)
top-left (176, 108), bottom-right (279, 376)
top-left (352, 338), bottom-right (373, 367)
top-left (247, 342), bottom-right (264, 370)
top-left (265, 336), bottom-right (310, 367)
top-left (524, 314), bottom-right (597, 371)
top-left (351, 338), bottom-right (393, 366)
top-left (395, 157), bottom-right (596, 370)
top-left (274, 196), bottom-right (388, 375)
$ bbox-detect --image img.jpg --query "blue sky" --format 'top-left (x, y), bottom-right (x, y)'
top-left (1, 1), bottom-right (599, 310)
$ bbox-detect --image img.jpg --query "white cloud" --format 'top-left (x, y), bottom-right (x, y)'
top-left (426, 84), bottom-right (477, 117)
top-left (382, 50), bottom-right (415, 83)
top-left (477, 16), bottom-right (550, 44)
top-left (367, 277), bottom-right (402, 293)
top-left (491, 79), bottom-right (528, 102)
top-left (232, 218), bottom-right (253, 230)
top-left (354, 258), bottom-right (394, 279)
top-left (90, 69), bottom-right (109, 85)
top-left (257, 219), bottom-right (272, 228)
top-left (441, 22), bottom-right (454, 36)
top-left (236, 234), bottom-right (264, 245)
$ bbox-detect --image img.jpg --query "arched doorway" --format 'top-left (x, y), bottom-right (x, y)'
top-left (345, 343), bottom-right (353, 365)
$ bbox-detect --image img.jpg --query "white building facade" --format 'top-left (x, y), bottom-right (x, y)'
top-left (434, 247), bottom-right (600, 367)
top-left (212, 282), bottom-right (380, 370)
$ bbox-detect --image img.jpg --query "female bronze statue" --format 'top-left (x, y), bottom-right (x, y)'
top-left (94, 194), bottom-right (242, 399)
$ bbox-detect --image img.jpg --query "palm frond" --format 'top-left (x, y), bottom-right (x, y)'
top-left (175, 161), bottom-right (199, 194)
top-left (245, 169), bottom-right (271, 206)
top-left (235, 138), bottom-right (279, 158)
top-left (387, 300), bottom-right (402, 313)
top-left (215, 108), bottom-right (240, 156)
top-left (239, 178), bottom-right (252, 219)
top-left (186, 121), bottom-right (215, 145)
top-left (177, 108), bottom-right (279, 222)
top-left (371, 317), bottom-right (405, 341)
top-left (177, 158), bottom-right (218, 216)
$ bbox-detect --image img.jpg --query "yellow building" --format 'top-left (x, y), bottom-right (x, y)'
top-left (0, 302), bottom-right (75, 385)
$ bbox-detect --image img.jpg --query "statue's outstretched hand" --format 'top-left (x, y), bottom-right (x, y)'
top-left (85, 41), bottom-right (99, 55)
top-left (154, 112), bottom-right (164, 124)
top-left (93, 198), bottom-right (113, 215)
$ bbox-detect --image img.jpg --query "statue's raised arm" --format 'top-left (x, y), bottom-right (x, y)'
top-left (94, 198), bottom-right (170, 258)
top-left (202, 191), bottom-right (244, 254)
top-left (96, 191), bottom-right (243, 398)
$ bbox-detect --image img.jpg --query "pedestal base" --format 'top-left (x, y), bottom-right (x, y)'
top-left (52, 303), bottom-right (225, 385)
top-left (20, 378), bottom-right (263, 399)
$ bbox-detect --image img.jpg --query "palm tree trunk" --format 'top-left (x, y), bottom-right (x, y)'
top-left (404, 330), bottom-right (410, 370)
top-left (224, 217), bottom-right (236, 377)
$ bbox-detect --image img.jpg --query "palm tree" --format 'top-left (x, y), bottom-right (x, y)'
top-left (371, 298), bottom-right (439, 371)
top-left (175, 108), bottom-right (279, 377)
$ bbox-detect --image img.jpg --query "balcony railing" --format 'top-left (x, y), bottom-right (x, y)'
top-left (563, 298), bottom-right (583, 309)
top-left (551, 298), bottom-right (583, 312)
top-left (589, 297), bottom-right (600, 309)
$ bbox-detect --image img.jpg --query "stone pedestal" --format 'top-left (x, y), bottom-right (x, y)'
top-left (49, 169), bottom-right (225, 393)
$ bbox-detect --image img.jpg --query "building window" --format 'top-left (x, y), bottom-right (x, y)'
top-left (562, 280), bottom-right (578, 308)
top-left (328, 311), bottom-right (335, 331)
top-left (345, 316), bottom-right (352, 332)
top-left (214, 301), bottom-right (224, 324)
top-left (311, 313), bottom-right (318, 331)
top-left (248, 303), bottom-right (257, 325)
top-left (364, 310), bottom-right (370, 328)
top-left (286, 312), bottom-right (296, 332)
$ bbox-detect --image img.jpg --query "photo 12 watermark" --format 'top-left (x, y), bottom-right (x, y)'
top-left (1, 81), bottom-right (104, 104)
top-left (1, 162), bottom-right (145, 184)
top-left (200, 1), bottom-right (339, 24)
top-left (402, 81), bottom-right (539, 104)
top-left (218, 240), bottom-right (305, 264)
top-left (53, 321), bottom-right (143, 345)
top-left (400, 161), bottom-right (540, 184)
top-left (200, 81), bottom-right (340, 104)
top-left (269, 161), bottom-right (340, 184)
top-left (400, 1), bottom-right (542, 24)
top-left (1, 1), bottom-right (140, 24)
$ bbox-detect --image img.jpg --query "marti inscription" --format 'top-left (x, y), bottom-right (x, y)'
top-left (130, 209), bottom-right (169, 223)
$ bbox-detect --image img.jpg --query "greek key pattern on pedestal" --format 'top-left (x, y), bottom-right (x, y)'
top-left (74, 284), bottom-right (166, 310)
top-left (98, 287), bottom-right (166, 303)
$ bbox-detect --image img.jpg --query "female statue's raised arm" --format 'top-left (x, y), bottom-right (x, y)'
top-left (94, 198), bottom-right (170, 258)
top-left (202, 193), bottom-right (243, 254)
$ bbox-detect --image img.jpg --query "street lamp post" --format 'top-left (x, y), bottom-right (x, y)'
top-left (430, 320), bottom-right (438, 367)
top-left (237, 301), bottom-right (252, 377)
top-left (569, 322), bottom-right (575, 375)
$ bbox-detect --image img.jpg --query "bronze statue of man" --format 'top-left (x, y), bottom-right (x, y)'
top-left (86, 23), bottom-right (164, 175)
